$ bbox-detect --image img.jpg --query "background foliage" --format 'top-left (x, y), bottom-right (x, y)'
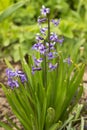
top-left (0, 0), bottom-right (87, 62)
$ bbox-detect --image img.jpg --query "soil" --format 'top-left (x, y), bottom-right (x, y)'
top-left (0, 59), bottom-right (87, 130)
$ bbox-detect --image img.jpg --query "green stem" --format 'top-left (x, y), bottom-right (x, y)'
top-left (47, 14), bottom-right (50, 52)
top-left (43, 40), bottom-right (47, 88)
top-left (43, 14), bottom-right (50, 88)
top-left (44, 53), bottom-right (47, 88)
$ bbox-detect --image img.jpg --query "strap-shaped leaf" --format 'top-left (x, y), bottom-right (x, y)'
top-left (0, 0), bottom-right (29, 22)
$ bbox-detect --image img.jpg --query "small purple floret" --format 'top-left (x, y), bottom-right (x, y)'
top-left (38, 17), bottom-right (47, 24)
top-left (50, 33), bottom-right (58, 42)
top-left (40, 5), bottom-right (50, 16)
top-left (7, 78), bottom-right (19, 89)
top-left (33, 57), bottom-right (43, 66)
top-left (49, 63), bottom-right (58, 70)
top-left (40, 27), bottom-right (48, 35)
top-left (20, 75), bottom-right (27, 83)
top-left (32, 43), bottom-right (42, 50)
top-left (63, 57), bottom-right (71, 65)
top-left (36, 34), bottom-right (44, 41)
top-left (57, 37), bottom-right (64, 44)
top-left (32, 43), bottom-right (46, 54)
top-left (51, 19), bottom-right (60, 26)
top-left (16, 70), bottom-right (27, 83)
top-left (6, 68), bottom-right (16, 77)
top-left (39, 44), bottom-right (46, 54)
top-left (47, 52), bottom-right (55, 59)
top-left (46, 42), bottom-right (55, 50)
top-left (32, 66), bottom-right (42, 74)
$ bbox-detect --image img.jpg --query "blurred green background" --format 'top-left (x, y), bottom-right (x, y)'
top-left (0, 0), bottom-right (87, 62)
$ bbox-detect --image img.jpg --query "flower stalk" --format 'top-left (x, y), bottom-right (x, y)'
top-left (47, 14), bottom-right (51, 52)
top-left (43, 40), bottom-right (47, 88)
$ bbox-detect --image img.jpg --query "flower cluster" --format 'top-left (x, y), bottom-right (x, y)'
top-left (6, 5), bottom-right (71, 88)
top-left (32, 5), bottom-right (64, 74)
top-left (6, 68), bottom-right (27, 89)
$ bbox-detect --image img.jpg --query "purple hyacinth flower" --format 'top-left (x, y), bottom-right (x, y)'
top-left (32, 43), bottom-right (46, 54)
top-left (36, 33), bottom-right (44, 41)
top-left (20, 75), bottom-right (27, 83)
top-left (7, 78), bottom-right (19, 89)
top-left (51, 19), bottom-right (60, 26)
top-left (57, 37), bottom-right (64, 44)
top-left (33, 57), bottom-right (43, 66)
top-left (40, 27), bottom-right (48, 35)
top-left (46, 42), bottom-right (55, 50)
top-left (38, 17), bottom-right (47, 24)
top-left (6, 68), bottom-right (16, 77)
top-left (40, 5), bottom-right (50, 16)
top-left (63, 57), bottom-right (72, 65)
top-left (32, 66), bottom-right (42, 74)
top-left (50, 33), bottom-right (58, 42)
top-left (47, 52), bottom-right (58, 60)
top-left (47, 52), bottom-right (55, 59)
top-left (16, 70), bottom-right (27, 83)
top-left (32, 43), bottom-right (42, 51)
top-left (39, 44), bottom-right (46, 54)
top-left (49, 63), bottom-right (58, 71)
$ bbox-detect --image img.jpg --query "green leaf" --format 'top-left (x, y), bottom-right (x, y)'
top-left (0, 0), bottom-right (29, 22)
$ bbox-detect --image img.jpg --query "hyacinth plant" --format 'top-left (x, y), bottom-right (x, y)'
top-left (0, 5), bottom-right (85, 130)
